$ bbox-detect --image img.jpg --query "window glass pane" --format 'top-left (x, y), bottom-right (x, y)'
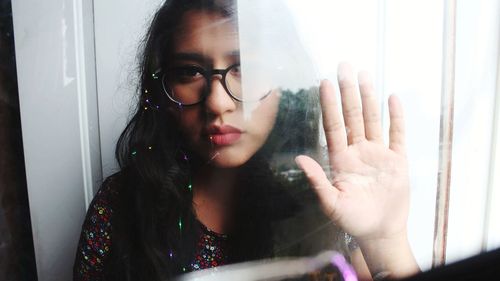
top-left (10, 0), bottom-right (500, 280)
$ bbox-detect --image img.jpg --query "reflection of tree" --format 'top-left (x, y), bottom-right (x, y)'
top-left (265, 87), bottom-right (321, 179)
top-left (277, 88), bottom-right (320, 152)
top-left (261, 89), bottom-right (346, 263)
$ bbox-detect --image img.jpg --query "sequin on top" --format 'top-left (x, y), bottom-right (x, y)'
top-left (189, 221), bottom-right (229, 271)
top-left (73, 180), bottom-right (229, 281)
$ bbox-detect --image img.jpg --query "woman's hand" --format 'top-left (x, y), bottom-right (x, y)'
top-left (295, 63), bottom-right (419, 278)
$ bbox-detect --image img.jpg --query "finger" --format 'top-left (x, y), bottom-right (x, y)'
top-left (358, 71), bottom-right (383, 143)
top-left (295, 155), bottom-right (339, 214)
top-left (320, 79), bottom-right (348, 154)
top-left (388, 95), bottom-right (406, 154)
top-left (338, 63), bottom-right (365, 144)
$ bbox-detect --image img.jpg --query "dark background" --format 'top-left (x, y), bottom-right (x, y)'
top-left (0, 0), bottom-right (38, 280)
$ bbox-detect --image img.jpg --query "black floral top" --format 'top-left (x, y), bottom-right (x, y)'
top-left (73, 182), bottom-right (232, 281)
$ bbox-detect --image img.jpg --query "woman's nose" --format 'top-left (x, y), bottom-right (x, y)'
top-left (204, 76), bottom-right (237, 116)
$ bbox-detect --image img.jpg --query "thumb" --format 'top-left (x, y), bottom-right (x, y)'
top-left (295, 155), bottom-right (340, 213)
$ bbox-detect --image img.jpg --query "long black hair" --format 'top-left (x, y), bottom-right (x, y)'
top-left (106, 0), bottom-right (327, 280)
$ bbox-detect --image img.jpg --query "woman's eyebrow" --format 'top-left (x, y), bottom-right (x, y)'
top-left (172, 51), bottom-right (240, 62)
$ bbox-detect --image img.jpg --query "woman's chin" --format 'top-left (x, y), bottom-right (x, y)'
top-left (204, 150), bottom-right (250, 168)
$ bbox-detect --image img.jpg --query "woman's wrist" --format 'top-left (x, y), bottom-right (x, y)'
top-left (357, 231), bottom-right (420, 279)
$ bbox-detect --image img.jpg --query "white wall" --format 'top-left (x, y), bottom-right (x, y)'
top-left (93, 0), bottom-right (165, 178)
top-left (12, 0), bottom-right (100, 280)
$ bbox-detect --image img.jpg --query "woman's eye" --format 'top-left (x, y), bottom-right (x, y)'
top-left (170, 66), bottom-right (205, 82)
top-left (229, 65), bottom-right (241, 77)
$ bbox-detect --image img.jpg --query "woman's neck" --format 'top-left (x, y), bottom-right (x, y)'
top-left (192, 166), bottom-right (238, 234)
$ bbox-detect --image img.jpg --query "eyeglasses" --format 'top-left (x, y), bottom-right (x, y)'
top-left (157, 63), bottom-right (271, 106)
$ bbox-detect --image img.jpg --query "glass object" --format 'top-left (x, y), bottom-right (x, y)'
top-left (9, 0), bottom-right (500, 280)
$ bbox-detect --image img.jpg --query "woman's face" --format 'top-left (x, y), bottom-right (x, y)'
top-left (168, 10), bottom-right (280, 168)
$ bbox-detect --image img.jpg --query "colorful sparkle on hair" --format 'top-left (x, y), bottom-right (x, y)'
top-left (131, 151), bottom-right (137, 156)
top-left (143, 89), bottom-right (160, 110)
top-left (178, 217), bottom-right (183, 231)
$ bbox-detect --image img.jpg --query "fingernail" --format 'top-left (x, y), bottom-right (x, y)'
top-left (337, 62), bottom-right (353, 82)
top-left (294, 156), bottom-right (304, 169)
top-left (320, 79), bottom-right (332, 90)
top-left (358, 71), bottom-right (372, 85)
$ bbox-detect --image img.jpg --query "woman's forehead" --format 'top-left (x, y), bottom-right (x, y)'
top-left (172, 10), bottom-right (239, 57)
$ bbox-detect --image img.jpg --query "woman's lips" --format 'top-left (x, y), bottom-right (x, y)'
top-left (206, 125), bottom-right (242, 146)
top-left (209, 133), bottom-right (241, 145)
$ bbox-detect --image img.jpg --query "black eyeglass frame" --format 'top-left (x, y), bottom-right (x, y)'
top-left (155, 63), bottom-right (271, 106)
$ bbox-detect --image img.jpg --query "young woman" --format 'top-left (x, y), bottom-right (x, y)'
top-left (74, 0), bottom-right (419, 280)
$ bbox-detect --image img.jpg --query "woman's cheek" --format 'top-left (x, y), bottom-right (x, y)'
top-left (167, 107), bottom-right (203, 147)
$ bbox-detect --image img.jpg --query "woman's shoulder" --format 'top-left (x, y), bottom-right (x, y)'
top-left (87, 173), bottom-right (122, 220)
top-left (94, 172), bottom-right (122, 200)
top-left (83, 173), bottom-right (124, 222)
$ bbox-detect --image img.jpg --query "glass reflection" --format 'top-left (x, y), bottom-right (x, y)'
top-left (6, 0), bottom-right (500, 279)
top-left (74, 0), bottom-right (420, 280)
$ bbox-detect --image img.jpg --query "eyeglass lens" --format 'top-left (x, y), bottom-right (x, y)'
top-left (162, 64), bottom-right (269, 105)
